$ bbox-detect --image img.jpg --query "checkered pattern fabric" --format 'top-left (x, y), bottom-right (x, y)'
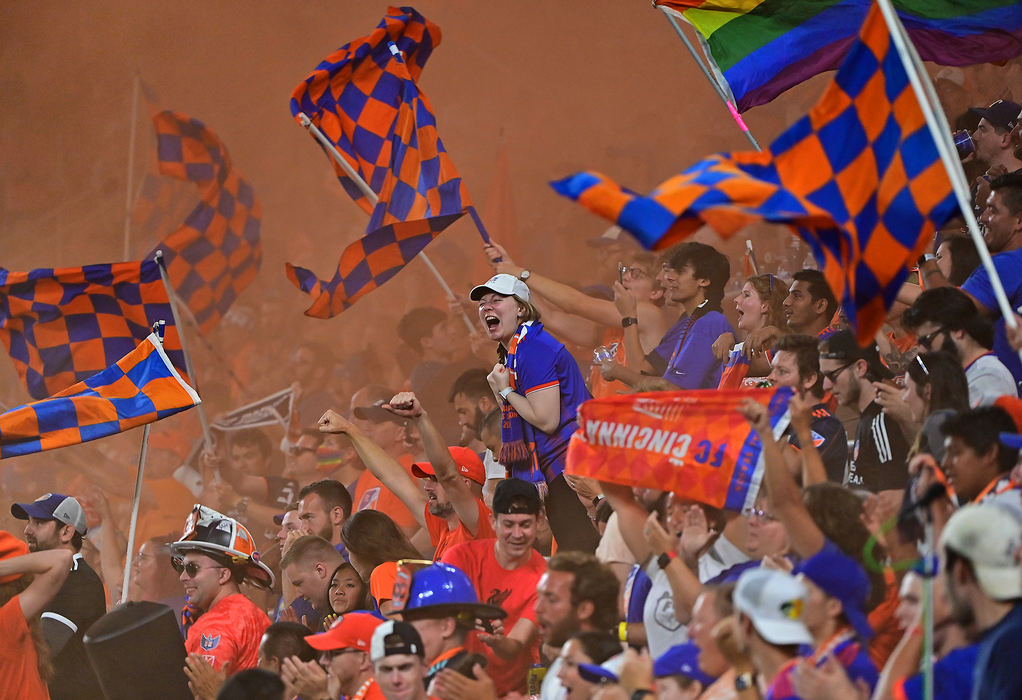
top-left (0, 260), bottom-right (187, 400)
top-left (147, 111), bottom-right (262, 334)
top-left (0, 332), bottom-right (200, 459)
top-left (289, 6), bottom-right (440, 213)
top-left (287, 8), bottom-right (471, 318)
top-left (552, 3), bottom-right (956, 345)
top-left (128, 85), bottom-right (198, 258)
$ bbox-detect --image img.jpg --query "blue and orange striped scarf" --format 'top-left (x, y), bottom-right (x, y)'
top-left (498, 322), bottom-right (539, 476)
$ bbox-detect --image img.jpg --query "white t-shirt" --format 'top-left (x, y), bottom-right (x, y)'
top-left (966, 353), bottom-right (1018, 407)
top-left (698, 532), bottom-right (750, 582)
top-left (642, 562), bottom-right (689, 658)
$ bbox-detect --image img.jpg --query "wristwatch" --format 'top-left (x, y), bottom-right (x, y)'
top-left (734, 672), bottom-right (755, 691)
top-left (656, 551), bottom-right (677, 569)
top-left (621, 316), bottom-right (639, 328)
top-left (499, 386), bottom-right (515, 401)
top-left (519, 269), bottom-right (531, 281)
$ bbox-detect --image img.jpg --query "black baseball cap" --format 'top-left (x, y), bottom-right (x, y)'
top-left (969, 99), bottom-right (1021, 132)
top-left (492, 478), bottom-right (542, 515)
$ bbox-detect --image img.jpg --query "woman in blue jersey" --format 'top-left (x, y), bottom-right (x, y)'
top-left (471, 270), bottom-right (599, 553)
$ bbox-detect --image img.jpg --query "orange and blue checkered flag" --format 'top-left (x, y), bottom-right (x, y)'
top-left (0, 331), bottom-right (200, 459)
top-left (0, 260), bottom-right (187, 400)
top-left (552, 2), bottom-right (957, 345)
top-left (287, 7), bottom-right (473, 318)
top-left (147, 111), bottom-right (262, 334)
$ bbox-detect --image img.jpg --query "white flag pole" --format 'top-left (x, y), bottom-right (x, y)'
top-left (122, 75), bottom-right (141, 260)
top-left (874, 0), bottom-right (1021, 370)
top-left (153, 250), bottom-right (215, 452)
top-left (658, 7), bottom-right (762, 152)
top-left (119, 320), bottom-right (163, 605)
top-left (296, 112), bottom-right (478, 333)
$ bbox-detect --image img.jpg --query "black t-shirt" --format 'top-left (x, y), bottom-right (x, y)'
top-left (43, 553), bottom-right (106, 700)
top-left (786, 402), bottom-right (849, 483)
top-left (847, 401), bottom-right (909, 492)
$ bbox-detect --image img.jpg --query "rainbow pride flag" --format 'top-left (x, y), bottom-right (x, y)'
top-left (656, 0), bottom-right (1022, 111)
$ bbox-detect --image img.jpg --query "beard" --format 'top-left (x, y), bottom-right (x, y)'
top-left (427, 500), bottom-right (455, 518)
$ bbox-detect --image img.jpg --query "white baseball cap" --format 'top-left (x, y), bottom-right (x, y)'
top-left (470, 274), bottom-right (531, 303)
top-left (734, 567), bottom-right (813, 646)
top-left (940, 501), bottom-right (1022, 601)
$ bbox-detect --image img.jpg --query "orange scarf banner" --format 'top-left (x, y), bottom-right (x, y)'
top-left (566, 387), bottom-right (792, 511)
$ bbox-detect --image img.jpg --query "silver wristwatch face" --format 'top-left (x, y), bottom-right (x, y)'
top-left (520, 269), bottom-right (531, 280)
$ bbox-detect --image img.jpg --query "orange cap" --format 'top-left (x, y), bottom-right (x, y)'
top-left (305, 612), bottom-right (385, 651)
top-left (412, 447), bottom-right (485, 485)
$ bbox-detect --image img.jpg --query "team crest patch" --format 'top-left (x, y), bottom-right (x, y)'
top-left (200, 633), bottom-right (221, 650)
top-left (811, 430), bottom-right (825, 448)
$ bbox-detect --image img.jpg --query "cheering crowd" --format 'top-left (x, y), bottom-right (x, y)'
top-left (3, 67), bottom-right (1022, 700)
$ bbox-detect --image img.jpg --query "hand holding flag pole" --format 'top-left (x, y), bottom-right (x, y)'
top-left (873, 0), bottom-right (1022, 370)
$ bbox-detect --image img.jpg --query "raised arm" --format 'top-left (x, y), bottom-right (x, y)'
top-left (386, 392), bottom-right (482, 535)
top-left (736, 397), bottom-right (825, 557)
top-left (318, 409), bottom-right (427, 530)
top-left (0, 548), bottom-right (73, 620)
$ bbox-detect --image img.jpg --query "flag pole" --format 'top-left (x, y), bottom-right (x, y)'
top-left (658, 7), bottom-right (762, 152)
top-left (122, 74), bottom-right (141, 260)
top-left (874, 0), bottom-right (1022, 369)
top-left (119, 320), bottom-right (163, 604)
top-left (153, 250), bottom-right (216, 451)
top-left (745, 240), bottom-right (759, 276)
top-left (295, 112), bottom-right (478, 332)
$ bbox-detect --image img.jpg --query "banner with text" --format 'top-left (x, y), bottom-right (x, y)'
top-left (211, 388), bottom-right (293, 432)
top-left (566, 387), bottom-right (791, 511)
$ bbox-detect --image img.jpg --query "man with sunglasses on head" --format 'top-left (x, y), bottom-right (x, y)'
top-left (818, 330), bottom-right (910, 493)
top-left (171, 505), bottom-right (274, 675)
top-left (903, 287), bottom-right (1017, 408)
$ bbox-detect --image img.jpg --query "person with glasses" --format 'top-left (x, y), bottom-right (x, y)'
top-left (304, 612), bottom-right (386, 700)
top-left (170, 505), bottom-right (274, 676)
top-left (818, 330), bottom-right (910, 493)
top-left (902, 287), bottom-right (1017, 408)
top-left (482, 242), bottom-right (677, 397)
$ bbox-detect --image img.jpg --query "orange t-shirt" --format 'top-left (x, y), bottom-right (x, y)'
top-left (353, 455), bottom-right (420, 531)
top-left (185, 593), bottom-right (270, 674)
top-left (425, 498), bottom-right (495, 562)
top-left (0, 596), bottom-right (50, 700)
top-left (867, 575), bottom-right (902, 669)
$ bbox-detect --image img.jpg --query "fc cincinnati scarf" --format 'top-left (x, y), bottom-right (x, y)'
top-left (498, 322), bottom-right (539, 474)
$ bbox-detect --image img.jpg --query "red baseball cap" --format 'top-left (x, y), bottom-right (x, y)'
top-left (305, 612), bottom-right (385, 652)
top-left (412, 447), bottom-right (485, 485)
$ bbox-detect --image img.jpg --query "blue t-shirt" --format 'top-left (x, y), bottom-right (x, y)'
top-left (897, 643), bottom-right (979, 700)
top-left (663, 310), bottom-right (734, 389)
top-left (972, 603), bottom-right (1022, 700)
top-left (962, 248), bottom-right (1022, 389)
top-left (509, 322), bottom-right (591, 482)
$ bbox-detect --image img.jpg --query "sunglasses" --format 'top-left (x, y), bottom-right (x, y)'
top-left (917, 327), bottom-right (946, 351)
top-left (171, 557), bottom-right (225, 578)
top-left (820, 362), bottom-right (854, 384)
